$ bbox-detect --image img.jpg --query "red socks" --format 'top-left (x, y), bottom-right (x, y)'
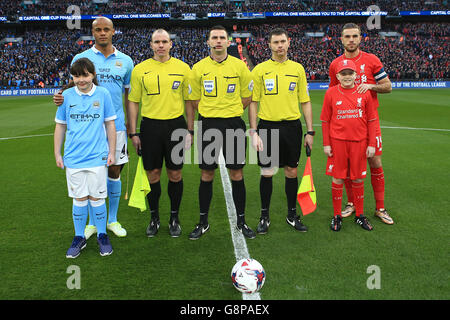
top-left (332, 182), bottom-right (343, 216)
top-left (345, 167), bottom-right (385, 211)
top-left (371, 167), bottom-right (385, 210)
top-left (344, 178), bottom-right (354, 204)
top-left (352, 181), bottom-right (365, 217)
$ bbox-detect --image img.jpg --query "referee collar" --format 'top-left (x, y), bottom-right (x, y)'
top-left (91, 45), bottom-right (118, 57)
top-left (75, 84), bottom-right (97, 96)
top-left (151, 56), bottom-right (172, 64)
top-left (270, 57), bottom-right (289, 64)
top-left (209, 55), bottom-right (228, 64)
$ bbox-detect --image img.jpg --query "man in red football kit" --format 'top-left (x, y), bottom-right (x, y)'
top-left (329, 23), bottom-right (394, 225)
top-left (322, 59), bottom-right (377, 231)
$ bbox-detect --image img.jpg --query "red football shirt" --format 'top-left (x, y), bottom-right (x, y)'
top-left (329, 50), bottom-right (388, 108)
top-left (321, 84), bottom-right (377, 146)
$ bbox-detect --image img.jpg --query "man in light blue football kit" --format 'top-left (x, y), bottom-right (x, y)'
top-left (55, 17), bottom-right (134, 238)
top-left (54, 62), bottom-right (117, 257)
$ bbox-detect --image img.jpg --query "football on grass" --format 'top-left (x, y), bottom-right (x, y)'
top-left (231, 258), bottom-right (265, 294)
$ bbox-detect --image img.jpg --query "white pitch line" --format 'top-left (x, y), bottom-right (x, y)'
top-left (312, 124), bottom-right (450, 132)
top-left (218, 150), bottom-right (261, 301)
top-left (0, 133), bottom-right (53, 141)
top-left (2, 124), bottom-right (449, 142)
top-left (244, 123), bottom-right (450, 132)
top-left (379, 125), bottom-right (450, 132)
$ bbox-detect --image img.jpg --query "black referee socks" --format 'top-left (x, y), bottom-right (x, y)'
top-left (147, 181), bottom-right (161, 221)
top-left (231, 179), bottom-right (246, 225)
top-left (260, 176), bottom-right (273, 218)
top-left (168, 179), bottom-right (183, 218)
top-left (285, 177), bottom-right (298, 218)
top-left (199, 179), bottom-right (213, 224)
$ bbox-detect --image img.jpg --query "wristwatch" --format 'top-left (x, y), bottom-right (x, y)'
top-left (306, 131), bottom-right (315, 136)
top-left (188, 130), bottom-right (194, 135)
top-left (128, 133), bottom-right (140, 138)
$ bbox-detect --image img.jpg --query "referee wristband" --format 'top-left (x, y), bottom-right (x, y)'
top-left (128, 133), bottom-right (140, 138)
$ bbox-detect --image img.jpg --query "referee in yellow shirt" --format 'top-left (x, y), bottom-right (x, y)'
top-left (127, 29), bottom-right (194, 238)
top-left (187, 25), bottom-right (256, 240)
top-left (249, 28), bottom-right (314, 234)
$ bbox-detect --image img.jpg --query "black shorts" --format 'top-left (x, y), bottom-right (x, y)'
top-left (140, 116), bottom-right (187, 171)
top-left (257, 118), bottom-right (303, 168)
top-left (197, 115), bottom-right (247, 170)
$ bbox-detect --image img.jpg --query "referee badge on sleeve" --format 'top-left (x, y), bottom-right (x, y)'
top-left (248, 80), bottom-right (254, 91)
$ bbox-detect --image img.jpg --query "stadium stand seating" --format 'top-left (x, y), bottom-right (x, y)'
top-left (0, 1), bottom-right (448, 89)
top-left (0, 0), bottom-right (448, 16)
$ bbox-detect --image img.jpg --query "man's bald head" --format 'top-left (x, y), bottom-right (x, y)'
top-left (151, 29), bottom-right (171, 41)
top-left (92, 17), bottom-right (114, 29)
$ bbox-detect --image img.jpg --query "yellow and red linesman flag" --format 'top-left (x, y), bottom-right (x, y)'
top-left (297, 145), bottom-right (317, 215)
top-left (128, 156), bottom-right (151, 212)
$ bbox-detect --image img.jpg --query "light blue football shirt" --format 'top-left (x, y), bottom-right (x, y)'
top-left (55, 84), bottom-right (117, 169)
top-left (71, 46), bottom-right (134, 132)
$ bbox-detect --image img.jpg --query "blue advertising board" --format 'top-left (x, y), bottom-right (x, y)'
top-left (1, 82), bottom-right (448, 97)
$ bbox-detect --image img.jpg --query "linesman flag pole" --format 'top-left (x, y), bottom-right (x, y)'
top-left (297, 144), bottom-right (317, 215)
top-left (124, 159), bottom-right (130, 200)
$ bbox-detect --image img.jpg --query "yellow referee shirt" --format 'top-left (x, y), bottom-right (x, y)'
top-left (252, 59), bottom-right (310, 121)
top-left (128, 57), bottom-right (191, 120)
top-left (189, 55), bottom-right (253, 118)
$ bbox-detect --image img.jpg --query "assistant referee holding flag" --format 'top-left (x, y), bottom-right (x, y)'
top-left (249, 28), bottom-right (314, 234)
top-left (188, 25), bottom-right (256, 240)
top-left (127, 29), bottom-right (193, 238)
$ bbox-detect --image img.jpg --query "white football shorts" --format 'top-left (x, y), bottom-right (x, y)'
top-left (66, 165), bottom-right (108, 199)
top-left (114, 130), bottom-right (128, 166)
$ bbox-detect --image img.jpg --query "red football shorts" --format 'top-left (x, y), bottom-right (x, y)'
top-left (326, 138), bottom-right (368, 180)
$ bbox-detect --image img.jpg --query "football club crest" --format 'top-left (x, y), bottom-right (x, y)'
top-left (357, 97), bottom-right (362, 107)
top-left (265, 79), bottom-right (275, 92)
top-left (93, 101), bottom-right (100, 108)
top-left (203, 80), bottom-right (214, 93)
top-left (227, 84), bottom-right (236, 93)
top-left (360, 64), bottom-right (366, 73)
top-left (115, 60), bottom-right (123, 68)
top-left (172, 81), bottom-right (181, 90)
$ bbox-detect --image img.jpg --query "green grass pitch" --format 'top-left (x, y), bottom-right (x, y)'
top-left (0, 89), bottom-right (448, 300)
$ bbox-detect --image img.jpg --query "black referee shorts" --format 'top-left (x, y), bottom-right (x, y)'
top-left (139, 115), bottom-right (187, 171)
top-left (257, 118), bottom-right (303, 168)
top-left (197, 115), bottom-right (247, 170)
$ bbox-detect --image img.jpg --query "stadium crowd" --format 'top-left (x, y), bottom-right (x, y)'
top-left (246, 22), bottom-right (449, 81)
top-left (0, 0), bottom-right (448, 16)
top-left (0, 22), bottom-right (448, 89)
